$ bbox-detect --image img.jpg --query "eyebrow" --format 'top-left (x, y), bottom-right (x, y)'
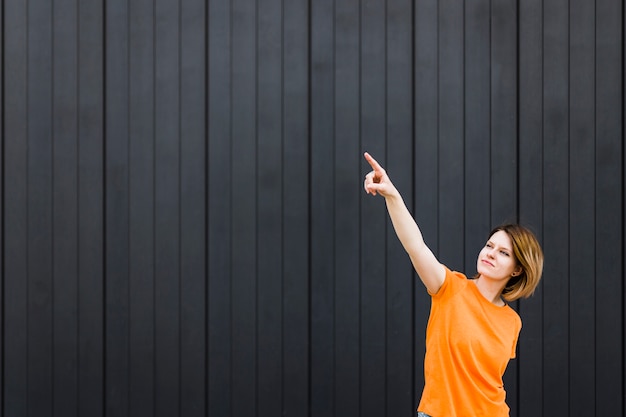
top-left (487, 240), bottom-right (512, 252)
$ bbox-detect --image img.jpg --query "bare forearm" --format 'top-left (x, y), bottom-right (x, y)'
top-left (384, 193), bottom-right (444, 293)
top-left (384, 193), bottom-right (426, 255)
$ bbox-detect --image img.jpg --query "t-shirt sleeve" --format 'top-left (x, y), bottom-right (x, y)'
top-left (428, 266), bottom-right (467, 300)
top-left (510, 317), bottom-right (522, 359)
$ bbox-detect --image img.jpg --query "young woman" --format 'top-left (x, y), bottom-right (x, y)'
top-left (363, 152), bottom-right (543, 417)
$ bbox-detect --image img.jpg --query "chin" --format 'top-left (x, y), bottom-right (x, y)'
top-left (476, 263), bottom-right (488, 276)
top-left (476, 266), bottom-right (505, 281)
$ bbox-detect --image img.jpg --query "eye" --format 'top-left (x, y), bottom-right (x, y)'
top-left (500, 250), bottom-right (510, 257)
top-left (485, 242), bottom-right (493, 249)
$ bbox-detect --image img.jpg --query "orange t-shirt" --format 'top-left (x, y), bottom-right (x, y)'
top-left (417, 267), bottom-right (522, 417)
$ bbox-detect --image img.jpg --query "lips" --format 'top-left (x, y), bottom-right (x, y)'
top-left (481, 259), bottom-right (494, 267)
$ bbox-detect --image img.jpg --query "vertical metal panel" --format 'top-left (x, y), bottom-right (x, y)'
top-left (542, 0), bottom-right (571, 414)
top-left (282, 1), bottom-right (310, 416)
top-left (334, 1), bottom-right (360, 414)
top-left (77, 1), bottom-right (105, 415)
top-left (52, 0), bottom-right (79, 415)
top-left (490, 0), bottom-right (518, 225)
top-left (230, 0), bottom-right (257, 416)
top-left (27, 0), bottom-right (54, 414)
top-left (104, 0), bottom-right (131, 414)
top-left (128, 0), bottom-right (155, 415)
top-left (4, 0), bottom-right (29, 415)
top-left (310, 0), bottom-right (335, 415)
top-left (595, 0), bottom-right (624, 415)
top-left (154, 0), bottom-right (181, 414)
top-left (569, 0), bottom-right (596, 414)
top-left (179, 0), bottom-right (207, 415)
top-left (257, 0), bottom-right (283, 415)
top-left (207, 0), bottom-right (233, 415)
top-left (437, 0), bottom-right (464, 269)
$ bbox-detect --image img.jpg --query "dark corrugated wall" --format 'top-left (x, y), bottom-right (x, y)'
top-left (1, 0), bottom-right (623, 416)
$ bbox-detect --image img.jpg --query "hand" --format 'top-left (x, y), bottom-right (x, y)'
top-left (363, 152), bottom-right (397, 198)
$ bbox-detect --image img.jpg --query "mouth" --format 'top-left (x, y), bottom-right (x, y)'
top-left (481, 259), bottom-right (494, 267)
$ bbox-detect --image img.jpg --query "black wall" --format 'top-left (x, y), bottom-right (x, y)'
top-left (1, 1), bottom-right (624, 416)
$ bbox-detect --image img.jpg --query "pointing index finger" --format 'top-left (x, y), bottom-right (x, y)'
top-left (363, 152), bottom-right (384, 173)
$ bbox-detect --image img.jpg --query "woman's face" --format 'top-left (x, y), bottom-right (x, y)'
top-left (476, 230), bottom-right (522, 281)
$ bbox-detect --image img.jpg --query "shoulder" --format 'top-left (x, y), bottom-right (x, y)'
top-left (505, 305), bottom-right (522, 327)
top-left (429, 266), bottom-right (468, 298)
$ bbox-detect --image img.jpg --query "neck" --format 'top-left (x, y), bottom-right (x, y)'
top-left (474, 275), bottom-right (508, 306)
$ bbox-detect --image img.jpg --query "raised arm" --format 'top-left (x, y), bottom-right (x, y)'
top-left (363, 152), bottom-right (445, 294)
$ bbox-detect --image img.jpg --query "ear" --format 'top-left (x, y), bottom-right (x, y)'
top-left (512, 266), bottom-right (523, 277)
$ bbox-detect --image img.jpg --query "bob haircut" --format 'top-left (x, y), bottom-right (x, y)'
top-left (486, 224), bottom-right (544, 302)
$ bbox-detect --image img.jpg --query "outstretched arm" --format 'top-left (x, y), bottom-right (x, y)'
top-left (363, 152), bottom-right (445, 294)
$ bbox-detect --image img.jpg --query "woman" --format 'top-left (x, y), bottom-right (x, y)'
top-left (363, 152), bottom-right (543, 417)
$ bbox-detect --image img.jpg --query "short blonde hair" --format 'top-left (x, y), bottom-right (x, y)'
top-left (490, 224), bottom-right (544, 302)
